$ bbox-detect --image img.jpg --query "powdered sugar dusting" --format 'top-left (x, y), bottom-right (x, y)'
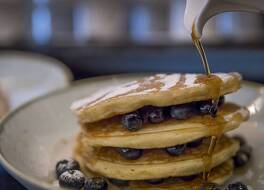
top-left (159, 74), bottom-right (181, 91)
top-left (127, 88), bottom-right (156, 97)
top-left (71, 74), bottom-right (182, 110)
top-left (60, 170), bottom-right (85, 181)
top-left (215, 73), bottom-right (230, 83)
top-left (71, 87), bottom-right (112, 110)
top-left (184, 74), bottom-right (199, 86)
top-left (92, 81), bottom-right (140, 105)
top-left (71, 81), bottom-right (140, 110)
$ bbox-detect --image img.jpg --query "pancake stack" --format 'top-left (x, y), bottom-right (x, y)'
top-left (71, 73), bottom-right (249, 190)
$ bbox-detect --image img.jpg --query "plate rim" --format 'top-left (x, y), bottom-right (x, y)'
top-left (0, 50), bottom-right (73, 110)
top-left (0, 74), bottom-right (263, 189)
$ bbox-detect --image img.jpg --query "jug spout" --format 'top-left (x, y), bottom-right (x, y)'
top-left (185, 0), bottom-right (264, 39)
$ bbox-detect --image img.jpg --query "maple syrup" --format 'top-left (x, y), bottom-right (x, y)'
top-left (191, 23), bottom-right (225, 185)
top-left (191, 24), bottom-right (211, 76)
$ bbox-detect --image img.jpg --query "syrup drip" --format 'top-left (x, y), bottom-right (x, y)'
top-left (191, 24), bottom-right (211, 76)
top-left (192, 23), bottom-right (224, 186)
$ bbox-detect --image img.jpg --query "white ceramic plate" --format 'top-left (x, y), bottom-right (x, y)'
top-left (0, 51), bottom-right (72, 109)
top-left (0, 74), bottom-right (263, 190)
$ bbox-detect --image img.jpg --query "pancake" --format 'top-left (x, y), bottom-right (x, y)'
top-left (128, 160), bottom-right (233, 190)
top-left (71, 73), bottom-right (241, 123)
top-left (81, 103), bottom-right (249, 148)
top-left (77, 156), bottom-right (233, 190)
top-left (76, 152), bottom-right (234, 190)
top-left (75, 135), bottom-right (239, 180)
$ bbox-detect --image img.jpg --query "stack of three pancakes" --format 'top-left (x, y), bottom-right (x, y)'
top-left (72, 73), bottom-right (249, 190)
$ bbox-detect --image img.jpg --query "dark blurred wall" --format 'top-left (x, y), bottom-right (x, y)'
top-left (0, 0), bottom-right (263, 83)
top-left (0, 0), bottom-right (263, 47)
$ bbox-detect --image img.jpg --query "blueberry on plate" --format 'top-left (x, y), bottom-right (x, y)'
top-left (109, 178), bottom-right (129, 187)
top-left (200, 182), bottom-right (222, 190)
top-left (146, 178), bottom-right (164, 185)
top-left (84, 177), bottom-right (108, 190)
top-left (117, 148), bottom-right (143, 160)
top-left (58, 170), bottom-right (85, 189)
top-left (233, 135), bottom-right (247, 146)
top-left (148, 107), bottom-right (165, 123)
top-left (187, 138), bottom-right (204, 148)
top-left (56, 159), bottom-right (80, 178)
top-left (166, 144), bottom-right (186, 156)
top-left (240, 145), bottom-right (252, 158)
top-left (122, 112), bottom-right (143, 131)
top-left (226, 182), bottom-right (248, 190)
top-left (233, 150), bottom-right (251, 168)
top-left (170, 104), bottom-right (195, 120)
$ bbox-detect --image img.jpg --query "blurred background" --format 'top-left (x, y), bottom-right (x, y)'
top-left (0, 0), bottom-right (264, 82)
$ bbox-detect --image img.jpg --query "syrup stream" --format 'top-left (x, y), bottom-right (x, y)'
top-left (191, 23), bottom-right (222, 185)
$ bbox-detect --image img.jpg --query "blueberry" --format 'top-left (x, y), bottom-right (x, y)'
top-left (200, 182), bottom-right (222, 190)
top-left (139, 106), bottom-right (152, 124)
top-left (233, 144), bottom-right (252, 168)
top-left (163, 106), bottom-right (172, 118)
top-left (197, 100), bottom-right (212, 115)
top-left (146, 178), bottom-right (164, 184)
top-left (181, 175), bottom-right (197, 181)
top-left (56, 159), bottom-right (80, 178)
top-left (139, 106), bottom-right (165, 124)
top-left (233, 150), bottom-right (250, 168)
top-left (58, 170), bottom-right (85, 189)
top-left (240, 145), bottom-right (252, 158)
top-left (187, 138), bottom-right (204, 148)
top-left (226, 182), bottom-right (248, 190)
top-left (117, 148), bottom-right (143, 160)
top-left (209, 104), bottom-right (218, 117)
top-left (197, 101), bottom-right (217, 117)
top-left (122, 112), bottom-right (143, 131)
top-left (170, 104), bottom-right (195, 120)
top-left (109, 178), bottom-right (129, 187)
top-left (166, 144), bottom-right (186, 156)
top-left (218, 96), bottom-right (225, 107)
top-left (233, 135), bottom-right (247, 146)
top-left (84, 177), bottom-right (108, 190)
top-left (148, 107), bottom-right (165, 123)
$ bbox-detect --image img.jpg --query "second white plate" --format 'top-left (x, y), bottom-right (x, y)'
top-left (0, 51), bottom-right (72, 109)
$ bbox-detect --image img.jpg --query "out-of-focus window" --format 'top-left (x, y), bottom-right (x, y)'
top-left (32, 0), bottom-right (51, 45)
